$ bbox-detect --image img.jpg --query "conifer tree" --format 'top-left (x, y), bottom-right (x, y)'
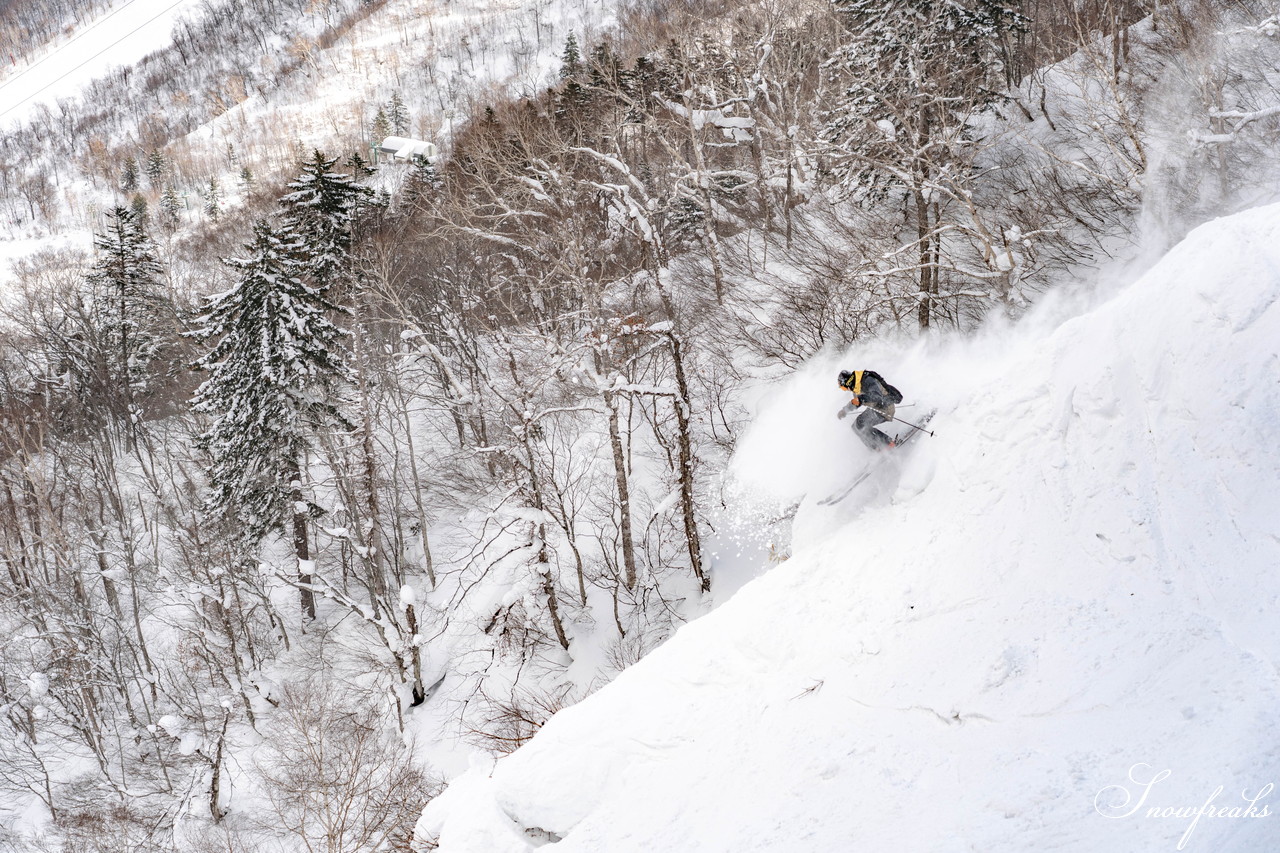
top-left (625, 55), bottom-right (664, 124)
top-left (387, 91), bottom-right (410, 135)
top-left (279, 150), bottom-right (374, 294)
top-left (146, 150), bottom-right (167, 188)
top-left (130, 193), bottom-right (149, 223)
top-left (160, 185), bottom-right (183, 229)
top-left (372, 106), bottom-right (392, 143)
top-left (204, 178), bottom-right (222, 221)
top-left (74, 206), bottom-right (167, 437)
top-left (560, 33), bottom-right (582, 79)
top-left (346, 152), bottom-right (375, 179)
top-left (120, 156), bottom-right (139, 193)
top-left (402, 154), bottom-right (439, 209)
top-left (555, 34), bottom-right (589, 125)
top-left (588, 39), bottom-right (622, 91)
top-left (192, 220), bottom-right (352, 620)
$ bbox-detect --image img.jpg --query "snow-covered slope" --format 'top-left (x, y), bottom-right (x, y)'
top-left (0, 0), bottom-right (206, 129)
top-left (419, 203), bottom-right (1280, 852)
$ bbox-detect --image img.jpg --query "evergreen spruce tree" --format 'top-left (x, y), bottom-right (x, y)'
top-left (77, 206), bottom-right (168, 438)
top-left (346, 151), bottom-right (375, 179)
top-left (239, 165), bottom-right (255, 190)
top-left (624, 55), bottom-right (663, 124)
top-left (146, 150), bottom-right (167, 189)
top-left (130, 193), bottom-right (149, 223)
top-left (555, 34), bottom-right (589, 126)
top-left (160, 185), bottom-right (183, 229)
top-left (402, 154), bottom-right (440, 209)
top-left (372, 106), bottom-right (392, 143)
top-left (204, 178), bottom-right (222, 221)
top-left (193, 220), bottom-right (352, 620)
top-left (665, 195), bottom-right (706, 250)
top-left (824, 0), bottom-right (1020, 178)
top-left (387, 91), bottom-right (410, 135)
top-left (279, 149), bottom-right (374, 294)
top-left (559, 33), bottom-right (582, 79)
top-left (588, 39), bottom-right (622, 91)
top-left (121, 156), bottom-right (139, 193)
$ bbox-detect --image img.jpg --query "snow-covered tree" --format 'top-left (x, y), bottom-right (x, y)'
top-left (388, 91), bottom-right (410, 135)
top-left (129, 192), bottom-right (148, 223)
top-left (120, 155), bottom-right (139, 193)
top-left (69, 205), bottom-right (168, 438)
top-left (823, 0), bottom-right (1023, 327)
top-left (193, 220), bottom-right (352, 620)
top-left (560, 33), bottom-right (583, 79)
top-left (346, 151), bottom-right (375, 179)
top-left (554, 34), bottom-right (590, 130)
top-left (279, 149), bottom-right (374, 294)
top-left (204, 177), bottom-right (222, 221)
top-left (372, 106), bottom-right (392, 144)
top-left (160, 184), bottom-right (183, 229)
top-left (402, 154), bottom-right (439, 209)
top-left (145, 149), bottom-right (167, 188)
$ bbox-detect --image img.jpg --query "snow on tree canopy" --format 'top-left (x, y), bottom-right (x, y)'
top-left (192, 218), bottom-right (352, 543)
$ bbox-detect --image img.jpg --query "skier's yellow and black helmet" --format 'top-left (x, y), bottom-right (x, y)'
top-left (838, 370), bottom-right (854, 390)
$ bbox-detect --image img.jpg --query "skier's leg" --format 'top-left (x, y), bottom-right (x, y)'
top-left (854, 409), bottom-right (892, 451)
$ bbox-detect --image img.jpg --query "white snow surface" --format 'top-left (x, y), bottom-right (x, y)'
top-left (0, 0), bottom-right (206, 130)
top-left (420, 203), bottom-right (1280, 851)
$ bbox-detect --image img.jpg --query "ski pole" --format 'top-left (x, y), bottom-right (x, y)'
top-left (882, 412), bottom-right (934, 437)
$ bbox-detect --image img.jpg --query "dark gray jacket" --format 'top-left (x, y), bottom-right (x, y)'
top-left (839, 370), bottom-right (902, 412)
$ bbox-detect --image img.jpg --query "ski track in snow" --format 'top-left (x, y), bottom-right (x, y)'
top-left (420, 203), bottom-right (1280, 852)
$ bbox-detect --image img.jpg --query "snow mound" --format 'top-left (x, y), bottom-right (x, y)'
top-left (419, 204), bottom-right (1280, 852)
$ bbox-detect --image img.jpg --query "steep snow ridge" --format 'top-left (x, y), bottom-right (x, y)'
top-left (420, 204), bottom-right (1280, 851)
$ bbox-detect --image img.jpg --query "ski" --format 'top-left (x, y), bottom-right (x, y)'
top-left (817, 470), bottom-right (875, 506)
top-left (890, 408), bottom-right (937, 449)
top-left (816, 409), bottom-right (938, 506)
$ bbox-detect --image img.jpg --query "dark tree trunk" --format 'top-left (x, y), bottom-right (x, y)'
top-left (604, 387), bottom-right (637, 590)
top-left (209, 711), bottom-right (230, 822)
top-left (914, 187), bottom-right (935, 330)
top-left (405, 602), bottom-right (427, 705)
top-left (287, 458), bottom-right (316, 621)
top-left (665, 331), bottom-right (708, 592)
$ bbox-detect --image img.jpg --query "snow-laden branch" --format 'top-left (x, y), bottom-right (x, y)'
top-left (515, 175), bottom-right (555, 204)
top-left (616, 383), bottom-right (678, 397)
top-left (570, 146), bottom-right (651, 199)
top-left (1193, 105), bottom-right (1280, 145)
top-left (1220, 14), bottom-right (1280, 37)
top-left (653, 94), bottom-right (756, 141)
top-left (397, 330), bottom-right (474, 404)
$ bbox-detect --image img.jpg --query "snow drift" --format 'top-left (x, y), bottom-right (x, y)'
top-left (418, 203), bottom-right (1280, 851)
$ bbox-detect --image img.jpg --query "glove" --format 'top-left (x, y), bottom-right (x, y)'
top-left (837, 407), bottom-right (849, 420)
top-left (849, 395), bottom-right (861, 408)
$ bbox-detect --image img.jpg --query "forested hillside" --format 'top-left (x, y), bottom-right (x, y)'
top-left (0, 0), bottom-right (1277, 849)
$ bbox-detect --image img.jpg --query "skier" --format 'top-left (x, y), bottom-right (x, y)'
top-left (837, 369), bottom-right (903, 451)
